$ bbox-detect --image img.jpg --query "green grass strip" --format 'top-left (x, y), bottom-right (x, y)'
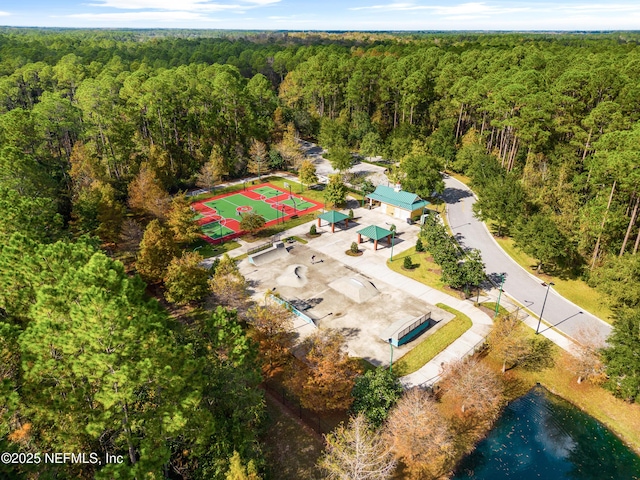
top-left (393, 303), bottom-right (473, 376)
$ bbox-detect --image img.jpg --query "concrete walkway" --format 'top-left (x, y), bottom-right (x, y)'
top-left (247, 202), bottom-right (495, 388)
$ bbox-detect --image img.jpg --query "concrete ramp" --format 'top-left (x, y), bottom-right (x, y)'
top-left (277, 264), bottom-right (308, 287)
top-left (248, 241), bottom-right (288, 266)
top-left (328, 275), bottom-right (379, 303)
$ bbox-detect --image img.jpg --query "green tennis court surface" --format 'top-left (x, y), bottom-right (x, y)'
top-left (251, 186), bottom-right (283, 199)
top-left (201, 222), bottom-right (235, 239)
top-left (203, 194), bottom-right (280, 221)
top-left (280, 197), bottom-right (315, 210)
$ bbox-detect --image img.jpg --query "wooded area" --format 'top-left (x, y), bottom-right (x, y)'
top-left (2, 28), bottom-right (640, 478)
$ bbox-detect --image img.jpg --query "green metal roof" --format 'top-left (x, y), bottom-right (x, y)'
top-left (366, 185), bottom-right (429, 211)
top-left (357, 225), bottom-right (393, 241)
top-left (318, 210), bottom-right (349, 224)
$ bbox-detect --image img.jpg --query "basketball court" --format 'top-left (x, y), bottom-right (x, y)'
top-left (191, 183), bottom-right (323, 243)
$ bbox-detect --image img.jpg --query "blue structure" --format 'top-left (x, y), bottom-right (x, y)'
top-left (380, 313), bottom-right (432, 347)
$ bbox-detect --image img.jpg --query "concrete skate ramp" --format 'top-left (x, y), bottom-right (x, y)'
top-left (328, 276), bottom-right (379, 303)
top-left (277, 264), bottom-right (308, 288)
top-left (248, 242), bottom-right (288, 266)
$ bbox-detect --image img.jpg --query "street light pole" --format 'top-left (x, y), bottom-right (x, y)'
top-left (495, 274), bottom-right (505, 316)
top-left (536, 282), bottom-right (554, 334)
top-left (390, 230), bottom-right (396, 261)
top-left (388, 338), bottom-right (394, 373)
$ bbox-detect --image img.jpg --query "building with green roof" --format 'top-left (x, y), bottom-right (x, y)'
top-left (366, 185), bottom-right (429, 222)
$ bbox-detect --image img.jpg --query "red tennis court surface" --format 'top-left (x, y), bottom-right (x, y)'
top-left (191, 182), bottom-right (324, 244)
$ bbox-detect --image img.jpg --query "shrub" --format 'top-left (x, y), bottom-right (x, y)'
top-left (389, 224), bottom-right (397, 233)
top-left (416, 237), bottom-right (424, 252)
top-left (310, 224), bottom-right (317, 235)
top-left (403, 256), bottom-right (413, 269)
top-left (350, 242), bottom-right (360, 254)
top-left (348, 209), bottom-right (354, 219)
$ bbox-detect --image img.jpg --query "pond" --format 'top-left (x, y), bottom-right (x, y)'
top-left (453, 386), bottom-right (640, 480)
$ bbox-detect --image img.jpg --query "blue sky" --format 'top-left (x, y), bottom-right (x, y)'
top-left (1, 0), bottom-right (640, 30)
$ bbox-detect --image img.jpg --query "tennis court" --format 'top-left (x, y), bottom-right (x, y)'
top-left (192, 182), bottom-right (323, 243)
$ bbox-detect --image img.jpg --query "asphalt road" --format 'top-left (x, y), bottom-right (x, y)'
top-left (443, 175), bottom-right (612, 345)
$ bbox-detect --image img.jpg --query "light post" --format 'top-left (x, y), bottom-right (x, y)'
top-left (388, 338), bottom-right (394, 373)
top-left (495, 274), bottom-right (505, 316)
top-left (536, 282), bottom-right (554, 334)
top-left (390, 229), bottom-right (396, 261)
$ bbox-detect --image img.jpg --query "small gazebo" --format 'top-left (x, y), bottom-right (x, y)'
top-left (356, 225), bottom-right (394, 251)
top-left (318, 210), bottom-right (350, 233)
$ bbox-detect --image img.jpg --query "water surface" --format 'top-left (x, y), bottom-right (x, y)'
top-left (453, 386), bottom-right (640, 479)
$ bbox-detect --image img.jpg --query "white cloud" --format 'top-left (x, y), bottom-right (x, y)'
top-left (0, 11), bottom-right (10, 17)
top-left (65, 10), bottom-right (218, 21)
top-left (350, 2), bottom-right (529, 15)
top-left (86, 0), bottom-right (279, 11)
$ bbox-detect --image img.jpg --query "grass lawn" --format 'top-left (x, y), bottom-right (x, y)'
top-left (482, 301), bottom-right (509, 317)
top-left (262, 394), bottom-right (324, 480)
top-left (188, 238), bottom-right (240, 258)
top-left (387, 247), bottom-right (460, 297)
top-left (393, 303), bottom-right (473, 376)
top-left (494, 235), bottom-right (614, 323)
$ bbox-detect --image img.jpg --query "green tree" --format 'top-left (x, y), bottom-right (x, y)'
top-left (197, 147), bottom-right (228, 189)
top-left (299, 159), bottom-right (318, 189)
top-left (319, 414), bottom-right (396, 480)
top-left (226, 451), bottom-right (261, 480)
top-left (399, 154), bottom-right (444, 199)
top-left (351, 368), bottom-right (403, 428)
top-left (415, 238), bottom-right (424, 252)
top-left (136, 219), bottom-right (178, 283)
top-left (472, 173), bottom-right (528, 237)
top-left (0, 187), bottom-right (62, 244)
top-left (360, 132), bottom-right (384, 158)
top-left (209, 254), bottom-right (248, 311)
top-left (16, 248), bottom-right (207, 477)
top-left (602, 307), bottom-right (640, 402)
top-left (167, 194), bottom-right (201, 245)
top-left (329, 144), bottom-right (353, 173)
top-left (164, 252), bottom-right (209, 305)
top-left (324, 174), bottom-right (347, 208)
top-left (514, 214), bottom-right (568, 273)
top-left (240, 212), bottom-right (266, 235)
top-left (591, 254), bottom-right (640, 309)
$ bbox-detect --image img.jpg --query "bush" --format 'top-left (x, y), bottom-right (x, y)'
top-left (416, 237), bottom-right (424, 252)
top-left (348, 209), bottom-right (354, 219)
top-left (403, 256), bottom-right (413, 269)
top-left (351, 242), bottom-right (360, 254)
top-left (389, 224), bottom-right (397, 233)
top-left (310, 224), bottom-right (317, 235)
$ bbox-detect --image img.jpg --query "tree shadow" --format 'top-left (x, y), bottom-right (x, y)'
top-left (442, 187), bottom-right (473, 204)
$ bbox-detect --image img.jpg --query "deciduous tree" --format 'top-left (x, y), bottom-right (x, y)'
top-left (319, 413), bottom-right (396, 480)
top-left (299, 159), bottom-right (318, 189)
top-left (239, 212), bottom-right (266, 235)
top-left (324, 174), bottom-right (347, 208)
top-left (136, 219), bottom-right (178, 283)
top-left (293, 329), bottom-right (361, 413)
top-left (164, 251), bottom-right (209, 305)
top-left (384, 388), bottom-right (454, 479)
top-left (128, 163), bottom-right (170, 219)
top-left (167, 194), bottom-right (201, 245)
top-left (209, 254), bottom-right (248, 311)
top-left (247, 139), bottom-right (269, 180)
top-left (439, 359), bottom-right (503, 417)
top-left (247, 302), bottom-right (295, 377)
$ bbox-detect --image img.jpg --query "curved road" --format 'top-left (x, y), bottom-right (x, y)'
top-left (443, 175), bottom-right (612, 344)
